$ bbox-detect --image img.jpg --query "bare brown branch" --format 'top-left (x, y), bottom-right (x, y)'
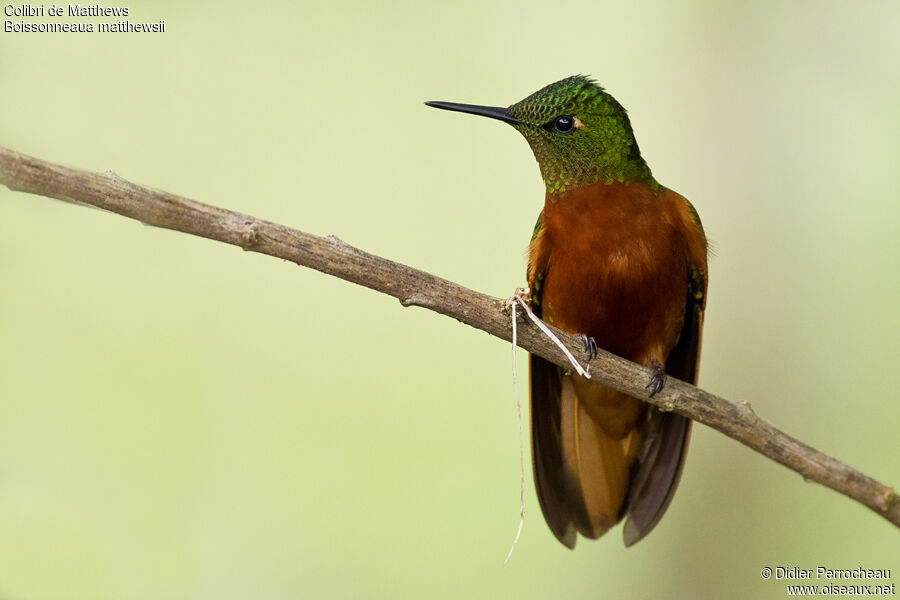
top-left (1, 144), bottom-right (897, 528)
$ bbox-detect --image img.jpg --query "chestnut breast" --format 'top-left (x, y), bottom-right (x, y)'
top-left (533, 181), bottom-right (692, 366)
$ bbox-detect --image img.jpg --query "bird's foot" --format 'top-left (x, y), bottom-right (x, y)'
top-left (646, 360), bottom-right (667, 397)
top-left (575, 334), bottom-right (598, 360)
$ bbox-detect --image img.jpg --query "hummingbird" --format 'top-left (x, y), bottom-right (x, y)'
top-left (426, 76), bottom-right (708, 547)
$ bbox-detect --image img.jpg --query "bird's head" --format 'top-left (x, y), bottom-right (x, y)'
top-left (428, 75), bottom-right (654, 194)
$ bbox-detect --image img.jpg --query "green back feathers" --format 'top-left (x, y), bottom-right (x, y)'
top-left (507, 76), bottom-right (655, 194)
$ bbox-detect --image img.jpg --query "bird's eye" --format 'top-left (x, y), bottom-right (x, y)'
top-left (552, 115), bottom-right (576, 134)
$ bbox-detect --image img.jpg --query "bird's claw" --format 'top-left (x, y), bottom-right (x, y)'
top-left (576, 334), bottom-right (598, 360)
top-left (646, 360), bottom-right (667, 397)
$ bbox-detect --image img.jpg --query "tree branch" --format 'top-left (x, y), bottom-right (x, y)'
top-left (1, 144), bottom-right (897, 528)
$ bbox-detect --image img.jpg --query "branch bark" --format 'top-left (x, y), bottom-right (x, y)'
top-left (1, 144), bottom-right (897, 528)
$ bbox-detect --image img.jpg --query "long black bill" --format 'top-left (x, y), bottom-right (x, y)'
top-left (425, 101), bottom-right (521, 125)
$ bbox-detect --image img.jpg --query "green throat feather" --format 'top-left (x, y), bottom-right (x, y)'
top-left (507, 75), bottom-right (655, 194)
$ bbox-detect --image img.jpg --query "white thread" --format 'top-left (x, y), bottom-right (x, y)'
top-left (504, 300), bottom-right (525, 563)
top-left (514, 295), bottom-right (587, 377)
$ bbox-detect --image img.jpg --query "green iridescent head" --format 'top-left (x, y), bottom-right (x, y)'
top-left (427, 75), bottom-right (655, 194)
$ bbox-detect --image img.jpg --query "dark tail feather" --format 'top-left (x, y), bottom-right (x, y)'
top-left (531, 355), bottom-right (642, 547)
top-left (622, 410), bottom-right (691, 546)
top-left (529, 354), bottom-right (577, 548)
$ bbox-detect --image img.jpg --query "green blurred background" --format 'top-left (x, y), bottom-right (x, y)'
top-left (1, 0), bottom-right (898, 598)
